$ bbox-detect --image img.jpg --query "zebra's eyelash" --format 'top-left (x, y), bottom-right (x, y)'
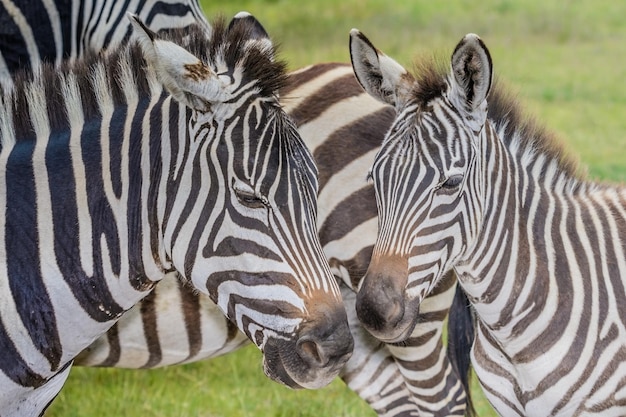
top-left (366, 170), bottom-right (373, 182)
top-left (232, 182), bottom-right (268, 209)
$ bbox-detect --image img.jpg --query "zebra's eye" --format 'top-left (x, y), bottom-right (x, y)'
top-left (234, 185), bottom-right (266, 209)
top-left (442, 174), bottom-right (464, 189)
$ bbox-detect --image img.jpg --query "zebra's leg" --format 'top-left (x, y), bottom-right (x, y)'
top-left (339, 283), bottom-right (420, 417)
top-left (386, 272), bottom-right (468, 417)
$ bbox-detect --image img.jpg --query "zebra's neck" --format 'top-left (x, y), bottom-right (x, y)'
top-left (0, 43), bottom-right (179, 374)
top-left (456, 119), bottom-right (626, 348)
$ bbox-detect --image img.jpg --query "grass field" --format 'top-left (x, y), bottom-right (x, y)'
top-left (46, 1), bottom-right (626, 416)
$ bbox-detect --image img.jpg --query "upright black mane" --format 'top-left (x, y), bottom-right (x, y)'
top-left (205, 16), bottom-right (288, 98)
top-left (486, 77), bottom-right (584, 181)
top-left (407, 53), bottom-right (585, 182)
top-left (409, 53), bottom-right (449, 108)
top-left (2, 15), bottom-right (288, 143)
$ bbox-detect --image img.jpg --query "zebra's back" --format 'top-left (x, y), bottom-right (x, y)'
top-left (0, 0), bottom-right (209, 80)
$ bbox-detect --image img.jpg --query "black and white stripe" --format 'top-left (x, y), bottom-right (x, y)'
top-left (77, 62), bottom-right (469, 417)
top-left (284, 63), bottom-right (468, 416)
top-left (0, 15), bottom-right (353, 416)
top-left (0, 2), bottom-right (468, 414)
top-left (0, 0), bottom-right (209, 80)
top-left (351, 28), bottom-right (626, 416)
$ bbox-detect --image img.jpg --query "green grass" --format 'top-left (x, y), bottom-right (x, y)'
top-left (48, 345), bottom-right (376, 417)
top-left (46, 0), bottom-right (626, 416)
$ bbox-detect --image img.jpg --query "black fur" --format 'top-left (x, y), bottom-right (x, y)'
top-left (447, 284), bottom-right (476, 417)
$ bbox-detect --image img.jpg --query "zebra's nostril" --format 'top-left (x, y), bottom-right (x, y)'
top-left (296, 336), bottom-right (328, 367)
top-left (383, 299), bottom-right (403, 325)
top-left (356, 278), bottom-right (406, 334)
top-left (379, 281), bottom-right (405, 325)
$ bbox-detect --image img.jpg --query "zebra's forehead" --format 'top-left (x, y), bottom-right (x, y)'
top-left (222, 104), bottom-right (318, 198)
top-left (373, 108), bottom-right (471, 179)
top-left (275, 119), bottom-right (320, 206)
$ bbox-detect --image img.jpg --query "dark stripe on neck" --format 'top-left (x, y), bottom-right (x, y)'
top-left (147, 2), bottom-right (195, 26)
top-left (287, 72), bottom-right (363, 126)
top-left (127, 95), bottom-right (156, 291)
top-left (54, 113), bottom-right (124, 322)
top-left (161, 102), bottom-right (182, 250)
top-left (148, 97), bottom-right (166, 269)
top-left (5, 136), bottom-right (62, 371)
top-left (281, 62), bottom-right (346, 98)
top-left (108, 106), bottom-right (126, 199)
top-left (318, 186), bottom-right (377, 245)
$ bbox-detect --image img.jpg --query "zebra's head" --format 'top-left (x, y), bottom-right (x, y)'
top-left (130, 14), bottom-right (353, 388)
top-left (349, 30), bottom-right (493, 342)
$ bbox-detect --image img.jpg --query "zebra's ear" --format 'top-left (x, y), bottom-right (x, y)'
top-left (128, 13), bottom-right (220, 112)
top-left (228, 11), bottom-right (275, 60)
top-left (349, 29), bottom-right (414, 107)
top-left (449, 34), bottom-right (493, 127)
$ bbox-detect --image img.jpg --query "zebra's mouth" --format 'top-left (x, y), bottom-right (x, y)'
top-left (261, 338), bottom-right (341, 389)
top-left (262, 341), bottom-right (301, 388)
top-left (260, 306), bottom-right (354, 389)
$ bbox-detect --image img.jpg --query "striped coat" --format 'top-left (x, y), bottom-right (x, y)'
top-left (0, 15), bottom-right (352, 415)
top-left (77, 62), bottom-right (469, 417)
top-left (0, 0), bottom-right (209, 80)
top-left (350, 27), bottom-right (626, 416)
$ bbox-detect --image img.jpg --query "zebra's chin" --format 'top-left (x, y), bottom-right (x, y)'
top-left (261, 337), bottom-right (350, 389)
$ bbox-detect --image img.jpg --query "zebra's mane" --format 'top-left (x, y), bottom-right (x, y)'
top-left (205, 17), bottom-right (288, 99)
top-left (2, 15), bottom-right (288, 143)
top-left (410, 54), bottom-right (586, 185)
top-left (486, 78), bottom-right (584, 182)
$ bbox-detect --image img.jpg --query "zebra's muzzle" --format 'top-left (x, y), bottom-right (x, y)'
top-left (356, 254), bottom-right (420, 343)
top-left (261, 304), bottom-right (353, 389)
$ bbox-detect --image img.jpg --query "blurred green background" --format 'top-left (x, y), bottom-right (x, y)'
top-left (46, 1), bottom-right (626, 416)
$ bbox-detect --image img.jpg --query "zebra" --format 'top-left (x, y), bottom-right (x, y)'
top-left (74, 62), bottom-right (470, 417)
top-left (0, 2), bottom-right (468, 414)
top-left (284, 63), bottom-right (468, 416)
top-left (0, 13), bottom-right (355, 416)
top-left (0, 0), bottom-right (210, 80)
top-left (350, 25), bottom-right (626, 416)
